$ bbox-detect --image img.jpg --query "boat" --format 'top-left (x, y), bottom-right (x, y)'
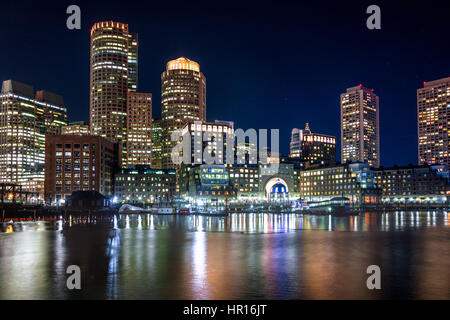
top-left (305, 197), bottom-right (357, 216)
top-left (178, 208), bottom-right (190, 215)
top-left (157, 207), bottom-right (174, 215)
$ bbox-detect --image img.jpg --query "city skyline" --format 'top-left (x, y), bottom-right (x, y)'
top-left (1, 1), bottom-right (449, 167)
top-left (0, 1), bottom-right (449, 304)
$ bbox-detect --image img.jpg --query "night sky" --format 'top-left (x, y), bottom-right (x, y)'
top-left (1, 0), bottom-right (449, 166)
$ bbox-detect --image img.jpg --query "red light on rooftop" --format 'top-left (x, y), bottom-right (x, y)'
top-left (423, 81), bottom-right (427, 85)
top-left (359, 83), bottom-right (363, 87)
top-left (370, 89), bottom-right (374, 92)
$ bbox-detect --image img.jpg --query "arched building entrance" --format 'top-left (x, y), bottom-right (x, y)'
top-left (264, 177), bottom-right (289, 203)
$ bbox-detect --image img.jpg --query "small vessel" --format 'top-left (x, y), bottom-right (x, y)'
top-left (306, 197), bottom-right (357, 216)
top-left (178, 208), bottom-right (190, 215)
top-left (157, 207), bottom-right (174, 215)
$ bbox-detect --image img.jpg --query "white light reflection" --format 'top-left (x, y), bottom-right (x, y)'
top-left (191, 230), bottom-right (208, 298)
top-left (137, 215), bottom-right (142, 230)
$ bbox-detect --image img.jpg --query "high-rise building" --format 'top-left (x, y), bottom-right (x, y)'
top-left (127, 33), bottom-right (138, 92)
top-left (62, 121), bottom-right (90, 136)
top-left (0, 80), bottom-right (67, 197)
top-left (151, 118), bottom-right (163, 169)
top-left (90, 21), bottom-right (130, 141)
top-left (341, 84), bottom-right (380, 168)
top-left (161, 57), bottom-right (206, 169)
top-left (417, 77), bottom-right (450, 166)
top-left (126, 91), bottom-right (152, 167)
top-left (301, 124), bottom-right (336, 167)
top-left (44, 134), bottom-right (120, 203)
top-left (289, 123), bottom-right (336, 167)
top-left (289, 126), bottom-right (307, 158)
top-left (181, 120), bottom-right (234, 165)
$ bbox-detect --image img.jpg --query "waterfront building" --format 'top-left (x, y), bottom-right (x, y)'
top-left (259, 161), bottom-right (301, 203)
top-left (114, 166), bottom-right (176, 206)
top-left (178, 164), bottom-right (237, 208)
top-left (151, 118), bottom-right (163, 169)
top-left (299, 163), bottom-right (381, 204)
top-left (44, 134), bottom-right (120, 204)
top-left (126, 91), bottom-right (152, 167)
top-left (341, 84), bottom-right (380, 168)
top-left (417, 77), bottom-right (450, 167)
top-left (62, 121), bottom-right (90, 136)
top-left (374, 164), bottom-right (449, 204)
top-left (161, 57), bottom-right (206, 169)
top-left (0, 80), bottom-right (67, 198)
top-left (227, 164), bottom-right (260, 200)
top-left (178, 162), bottom-right (300, 204)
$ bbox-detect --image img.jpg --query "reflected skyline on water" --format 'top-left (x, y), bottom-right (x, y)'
top-left (0, 211), bottom-right (449, 300)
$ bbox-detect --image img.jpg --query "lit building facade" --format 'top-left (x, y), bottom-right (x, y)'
top-left (289, 123), bottom-right (336, 167)
top-left (259, 162), bottom-right (301, 202)
top-left (299, 163), bottom-right (381, 204)
top-left (126, 91), bottom-right (152, 167)
top-left (289, 127), bottom-right (306, 158)
top-left (227, 164), bottom-right (260, 200)
top-left (341, 84), bottom-right (380, 168)
top-left (301, 124), bottom-right (336, 167)
top-left (417, 77), bottom-right (450, 167)
top-left (90, 21), bottom-right (131, 143)
top-left (62, 121), bottom-right (90, 136)
top-left (127, 33), bottom-right (138, 92)
top-left (374, 164), bottom-right (449, 204)
top-left (114, 166), bottom-right (176, 206)
top-left (44, 134), bottom-right (120, 204)
top-left (151, 118), bottom-right (163, 169)
top-left (161, 57), bottom-right (206, 169)
top-left (178, 162), bottom-right (300, 204)
top-left (0, 80), bottom-right (67, 197)
top-left (178, 164), bottom-right (237, 207)
top-left (180, 120), bottom-right (234, 165)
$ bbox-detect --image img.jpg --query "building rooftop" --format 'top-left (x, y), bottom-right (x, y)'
top-left (422, 76), bottom-right (450, 88)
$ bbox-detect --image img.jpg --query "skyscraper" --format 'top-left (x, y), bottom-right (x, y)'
top-left (0, 80), bottom-right (67, 197)
top-left (161, 57), bottom-right (206, 169)
top-left (151, 118), bottom-right (163, 169)
top-left (289, 127), bottom-right (306, 158)
top-left (341, 84), bottom-right (380, 168)
top-left (289, 123), bottom-right (336, 167)
top-left (127, 33), bottom-right (138, 92)
top-left (90, 21), bottom-right (130, 141)
top-left (90, 21), bottom-right (137, 160)
top-left (300, 124), bottom-right (336, 167)
top-left (417, 77), bottom-right (450, 166)
top-left (126, 91), bottom-right (152, 167)
top-left (62, 121), bottom-right (90, 136)
top-left (90, 21), bottom-right (152, 168)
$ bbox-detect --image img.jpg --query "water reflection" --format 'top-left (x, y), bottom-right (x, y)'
top-left (77, 211), bottom-right (447, 233)
top-left (0, 211), bottom-right (448, 299)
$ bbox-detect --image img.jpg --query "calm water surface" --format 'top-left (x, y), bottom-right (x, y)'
top-left (0, 212), bottom-right (449, 299)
